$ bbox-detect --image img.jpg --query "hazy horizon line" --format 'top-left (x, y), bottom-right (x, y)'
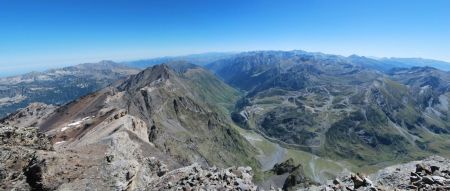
top-left (1, 49), bottom-right (450, 78)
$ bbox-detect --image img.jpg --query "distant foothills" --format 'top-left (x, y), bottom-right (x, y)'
top-left (1, 50), bottom-right (450, 119)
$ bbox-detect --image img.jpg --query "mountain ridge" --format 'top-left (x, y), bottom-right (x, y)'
top-left (0, 61), bottom-right (140, 118)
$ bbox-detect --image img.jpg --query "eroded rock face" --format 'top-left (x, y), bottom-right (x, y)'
top-left (0, 125), bottom-right (52, 191)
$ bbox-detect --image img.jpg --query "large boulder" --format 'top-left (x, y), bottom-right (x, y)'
top-left (270, 158), bottom-right (316, 191)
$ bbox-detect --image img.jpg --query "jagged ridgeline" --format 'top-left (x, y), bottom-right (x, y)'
top-left (115, 62), bottom-right (258, 167)
top-left (49, 62), bottom-right (258, 167)
top-left (1, 62), bottom-right (259, 190)
top-left (207, 50), bottom-right (450, 166)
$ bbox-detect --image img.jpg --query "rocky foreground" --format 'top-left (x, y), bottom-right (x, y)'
top-left (0, 125), bottom-right (260, 190)
top-left (2, 125), bottom-right (450, 191)
top-left (302, 156), bottom-right (450, 191)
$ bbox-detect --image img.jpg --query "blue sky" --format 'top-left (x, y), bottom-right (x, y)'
top-left (1, 0), bottom-right (450, 76)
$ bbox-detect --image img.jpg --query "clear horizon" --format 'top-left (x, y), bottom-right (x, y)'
top-left (1, 0), bottom-right (450, 76)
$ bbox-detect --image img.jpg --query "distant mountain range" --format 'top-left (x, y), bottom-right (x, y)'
top-left (381, 57), bottom-right (450, 71)
top-left (123, 52), bottom-right (237, 68)
top-left (349, 55), bottom-right (450, 72)
top-left (125, 51), bottom-right (450, 71)
top-left (2, 51), bottom-right (450, 119)
top-left (0, 61), bottom-right (139, 118)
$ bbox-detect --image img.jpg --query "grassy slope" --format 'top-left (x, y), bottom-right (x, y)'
top-left (184, 68), bottom-right (242, 116)
top-left (181, 68), bottom-right (261, 169)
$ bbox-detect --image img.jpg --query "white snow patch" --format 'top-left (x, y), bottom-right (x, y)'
top-left (419, 85), bottom-right (431, 94)
top-left (140, 86), bottom-right (156, 93)
top-left (251, 70), bottom-right (269, 77)
top-left (61, 116), bottom-right (94, 132)
top-left (61, 126), bottom-right (71, 132)
top-left (67, 121), bottom-right (83, 127)
top-left (54, 141), bottom-right (66, 145)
